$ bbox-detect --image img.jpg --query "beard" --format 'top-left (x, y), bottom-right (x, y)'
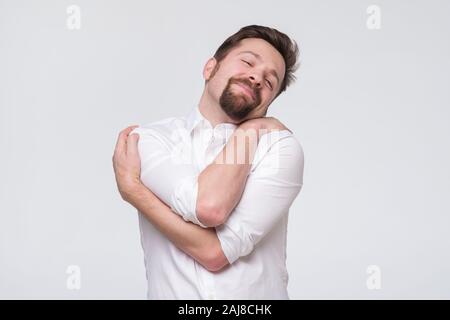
top-left (219, 77), bottom-right (262, 121)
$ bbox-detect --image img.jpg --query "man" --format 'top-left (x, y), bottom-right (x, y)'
top-left (112, 25), bottom-right (304, 299)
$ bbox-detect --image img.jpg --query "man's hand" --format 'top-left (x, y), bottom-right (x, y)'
top-left (239, 116), bottom-right (292, 139)
top-left (112, 125), bottom-right (141, 202)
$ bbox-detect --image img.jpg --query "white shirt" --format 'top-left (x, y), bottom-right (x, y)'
top-left (131, 105), bottom-right (304, 300)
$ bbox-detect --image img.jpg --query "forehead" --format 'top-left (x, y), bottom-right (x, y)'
top-left (227, 38), bottom-right (286, 80)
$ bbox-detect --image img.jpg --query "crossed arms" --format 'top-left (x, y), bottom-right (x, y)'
top-left (112, 118), bottom-right (304, 272)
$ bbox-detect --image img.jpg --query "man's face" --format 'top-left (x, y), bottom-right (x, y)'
top-left (204, 38), bottom-right (286, 122)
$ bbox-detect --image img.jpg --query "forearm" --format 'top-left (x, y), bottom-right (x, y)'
top-left (197, 124), bottom-right (261, 226)
top-left (126, 183), bottom-right (228, 272)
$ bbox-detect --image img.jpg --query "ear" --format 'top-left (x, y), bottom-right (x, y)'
top-left (203, 57), bottom-right (218, 81)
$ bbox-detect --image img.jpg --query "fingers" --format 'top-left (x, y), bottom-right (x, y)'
top-left (264, 117), bottom-right (292, 133)
top-left (114, 125), bottom-right (139, 156)
top-left (127, 132), bottom-right (140, 156)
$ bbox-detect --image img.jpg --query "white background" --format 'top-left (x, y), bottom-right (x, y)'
top-left (1, 0), bottom-right (449, 299)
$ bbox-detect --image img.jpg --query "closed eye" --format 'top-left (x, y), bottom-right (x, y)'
top-left (265, 79), bottom-right (273, 90)
top-left (241, 60), bottom-right (251, 66)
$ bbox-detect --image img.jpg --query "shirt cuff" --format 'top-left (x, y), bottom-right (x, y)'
top-left (215, 221), bottom-right (254, 264)
top-left (170, 175), bottom-right (208, 228)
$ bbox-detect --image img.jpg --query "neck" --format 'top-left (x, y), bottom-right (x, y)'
top-left (198, 89), bottom-right (238, 127)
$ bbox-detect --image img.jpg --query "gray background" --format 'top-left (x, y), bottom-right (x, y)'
top-left (1, 0), bottom-right (449, 299)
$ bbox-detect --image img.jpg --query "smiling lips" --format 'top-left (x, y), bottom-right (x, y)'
top-left (235, 82), bottom-right (256, 100)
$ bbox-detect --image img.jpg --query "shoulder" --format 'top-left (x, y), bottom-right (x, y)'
top-left (255, 130), bottom-right (304, 163)
top-left (130, 115), bottom-right (188, 139)
top-left (251, 130), bottom-right (304, 179)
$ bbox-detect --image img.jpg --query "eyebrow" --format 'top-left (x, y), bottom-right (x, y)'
top-left (238, 50), bottom-right (281, 86)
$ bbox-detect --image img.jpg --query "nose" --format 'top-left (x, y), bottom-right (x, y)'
top-left (248, 75), bottom-right (262, 89)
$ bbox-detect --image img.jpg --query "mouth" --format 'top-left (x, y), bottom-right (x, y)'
top-left (235, 82), bottom-right (256, 100)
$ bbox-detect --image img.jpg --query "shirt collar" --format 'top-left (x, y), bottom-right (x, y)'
top-left (186, 105), bottom-right (238, 136)
top-left (186, 104), bottom-right (207, 134)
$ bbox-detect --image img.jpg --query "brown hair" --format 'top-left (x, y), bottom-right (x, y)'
top-left (212, 25), bottom-right (300, 98)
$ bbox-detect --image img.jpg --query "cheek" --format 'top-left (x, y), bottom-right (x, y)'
top-left (259, 89), bottom-right (273, 103)
top-left (215, 66), bottom-right (237, 85)
top-left (208, 68), bottom-right (230, 90)
top-left (227, 63), bottom-right (248, 79)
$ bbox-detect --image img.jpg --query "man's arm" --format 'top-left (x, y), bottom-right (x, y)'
top-left (113, 124), bottom-right (303, 270)
top-left (215, 133), bottom-right (304, 264)
top-left (127, 183), bottom-right (228, 272)
top-left (112, 126), bottom-right (228, 272)
top-left (195, 122), bottom-right (260, 227)
top-left (131, 125), bottom-right (208, 227)
top-left (196, 117), bottom-right (292, 227)
top-left (132, 117), bottom-right (290, 228)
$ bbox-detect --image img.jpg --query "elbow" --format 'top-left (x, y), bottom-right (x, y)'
top-left (196, 201), bottom-right (227, 227)
top-left (202, 245), bottom-right (229, 273)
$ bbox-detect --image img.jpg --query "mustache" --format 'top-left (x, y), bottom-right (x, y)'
top-left (231, 78), bottom-right (259, 98)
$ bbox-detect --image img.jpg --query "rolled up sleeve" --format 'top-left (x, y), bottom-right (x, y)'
top-left (132, 127), bottom-right (207, 228)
